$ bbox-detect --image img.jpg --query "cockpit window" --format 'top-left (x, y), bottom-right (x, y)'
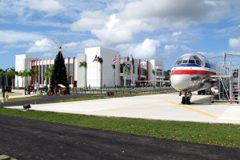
top-left (174, 54), bottom-right (205, 66)
top-left (189, 60), bottom-right (195, 64)
top-left (196, 60), bottom-right (200, 65)
top-left (193, 56), bottom-right (202, 66)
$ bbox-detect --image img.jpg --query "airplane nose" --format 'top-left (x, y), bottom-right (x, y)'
top-left (170, 75), bottom-right (192, 91)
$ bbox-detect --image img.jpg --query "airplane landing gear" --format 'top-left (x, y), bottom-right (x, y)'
top-left (181, 92), bottom-right (192, 104)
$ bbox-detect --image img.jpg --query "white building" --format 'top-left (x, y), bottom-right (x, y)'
top-left (15, 47), bottom-right (164, 88)
top-left (15, 54), bottom-right (33, 88)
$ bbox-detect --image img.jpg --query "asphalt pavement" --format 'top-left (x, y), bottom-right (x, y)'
top-left (0, 115), bottom-right (240, 160)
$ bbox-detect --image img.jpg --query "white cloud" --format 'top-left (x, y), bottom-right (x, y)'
top-left (71, 12), bottom-right (143, 44)
top-left (28, 0), bottom-right (63, 15)
top-left (28, 38), bottom-right (55, 52)
top-left (170, 31), bottom-right (183, 43)
top-left (163, 43), bottom-right (192, 55)
top-left (62, 41), bottom-right (83, 53)
top-left (132, 38), bottom-right (160, 58)
top-left (172, 31), bottom-right (182, 37)
top-left (0, 30), bottom-right (41, 43)
top-left (64, 41), bottom-right (81, 49)
top-left (81, 39), bottom-right (104, 48)
top-left (93, 14), bottom-right (153, 44)
top-left (70, 0), bottom-right (230, 45)
top-left (164, 44), bottom-right (177, 55)
top-left (229, 37), bottom-right (240, 51)
top-left (70, 11), bottom-right (108, 32)
top-left (120, 0), bottom-right (228, 27)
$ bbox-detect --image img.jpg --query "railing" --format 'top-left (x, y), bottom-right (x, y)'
top-left (218, 77), bottom-right (230, 100)
top-left (213, 62), bottom-right (240, 102)
top-left (70, 87), bottom-right (175, 96)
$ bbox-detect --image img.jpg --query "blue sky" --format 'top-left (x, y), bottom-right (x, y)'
top-left (1, 0), bottom-right (240, 70)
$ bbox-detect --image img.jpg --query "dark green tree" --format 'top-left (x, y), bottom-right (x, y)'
top-left (50, 47), bottom-right (70, 94)
top-left (164, 70), bottom-right (171, 80)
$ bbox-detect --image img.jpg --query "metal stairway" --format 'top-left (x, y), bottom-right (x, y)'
top-left (213, 63), bottom-right (240, 103)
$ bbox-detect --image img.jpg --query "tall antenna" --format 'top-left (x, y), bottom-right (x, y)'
top-left (51, 39), bottom-right (64, 53)
top-left (59, 46), bottom-right (62, 52)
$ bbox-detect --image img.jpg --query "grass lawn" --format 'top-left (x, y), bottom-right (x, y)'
top-left (0, 108), bottom-right (240, 148)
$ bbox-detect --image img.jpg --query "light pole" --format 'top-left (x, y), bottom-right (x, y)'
top-left (1, 74), bottom-right (6, 103)
top-left (112, 64), bottom-right (116, 87)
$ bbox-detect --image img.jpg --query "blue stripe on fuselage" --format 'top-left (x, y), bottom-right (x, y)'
top-left (177, 63), bottom-right (212, 69)
top-left (178, 64), bottom-right (200, 67)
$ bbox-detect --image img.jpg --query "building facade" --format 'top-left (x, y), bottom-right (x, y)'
top-left (15, 47), bottom-right (164, 88)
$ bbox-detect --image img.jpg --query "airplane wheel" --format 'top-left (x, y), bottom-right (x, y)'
top-left (181, 97), bottom-right (186, 104)
top-left (186, 97), bottom-right (191, 104)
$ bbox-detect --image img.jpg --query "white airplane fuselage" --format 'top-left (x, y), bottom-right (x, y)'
top-left (170, 53), bottom-right (216, 93)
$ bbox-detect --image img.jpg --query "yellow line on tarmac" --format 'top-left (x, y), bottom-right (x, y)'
top-left (167, 100), bottom-right (219, 119)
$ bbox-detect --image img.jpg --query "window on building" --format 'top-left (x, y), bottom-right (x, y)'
top-left (120, 64), bottom-right (124, 73)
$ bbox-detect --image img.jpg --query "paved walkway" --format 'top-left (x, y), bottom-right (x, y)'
top-left (7, 93), bottom-right (240, 124)
top-left (1, 116), bottom-right (239, 160)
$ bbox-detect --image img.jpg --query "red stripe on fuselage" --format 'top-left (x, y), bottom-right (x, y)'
top-left (170, 70), bottom-right (215, 76)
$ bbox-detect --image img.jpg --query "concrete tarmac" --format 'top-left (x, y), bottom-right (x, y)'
top-left (7, 93), bottom-right (240, 124)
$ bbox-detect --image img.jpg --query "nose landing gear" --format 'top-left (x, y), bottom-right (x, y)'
top-left (180, 91), bottom-right (192, 104)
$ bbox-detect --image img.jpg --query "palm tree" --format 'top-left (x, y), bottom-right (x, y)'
top-left (79, 61), bottom-right (87, 88)
top-left (152, 70), bottom-right (155, 75)
top-left (44, 65), bottom-right (54, 85)
top-left (0, 69), bottom-right (6, 102)
top-left (29, 68), bottom-right (38, 84)
top-left (0, 69), bottom-right (6, 88)
top-left (18, 70), bottom-right (31, 88)
top-left (30, 68), bottom-right (38, 77)
top-left (5, 68), bottom-right (16, 88)
top-left (0, 69), bottom-right (5, 78)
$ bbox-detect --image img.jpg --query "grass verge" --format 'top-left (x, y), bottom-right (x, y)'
top-left (0, 107), bottom-right (240, 148)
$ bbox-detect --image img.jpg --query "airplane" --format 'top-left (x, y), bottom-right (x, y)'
top-left (170, 53), bottom-right (216, 104)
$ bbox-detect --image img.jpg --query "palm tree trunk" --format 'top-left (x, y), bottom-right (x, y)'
top-left (12, 78), bottom-right (14, 89)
